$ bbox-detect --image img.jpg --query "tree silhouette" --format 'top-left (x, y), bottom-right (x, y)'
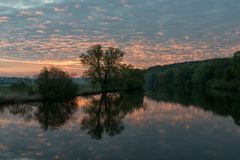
top-left (36, 67), bottom-right (78, 99)
top-left (80, 45), bottom-right (124, 91)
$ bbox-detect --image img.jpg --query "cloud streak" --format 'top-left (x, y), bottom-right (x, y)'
top-left (0, 0), bottom-right (240, 76)
top-left (0, 0), bottom-right (63, 9)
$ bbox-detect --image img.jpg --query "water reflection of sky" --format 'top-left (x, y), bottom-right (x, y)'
top-left (0, 95), bottom-right (240, 159)
top-left (1, 0), bottom-right (240, 76)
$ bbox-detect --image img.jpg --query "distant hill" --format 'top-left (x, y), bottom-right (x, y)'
top-left (0, 77), bottom-right (33, 85)
top-left (73, 78), bottom-right (89, 84)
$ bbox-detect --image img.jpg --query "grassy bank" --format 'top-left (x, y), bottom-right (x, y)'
top-left (0, 83), bottom-right (99, 104)
top-left (0, 83), bottom-right (140, 104)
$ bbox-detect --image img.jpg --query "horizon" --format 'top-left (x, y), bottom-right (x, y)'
top-left (1, 0), bottom-right (240, 76)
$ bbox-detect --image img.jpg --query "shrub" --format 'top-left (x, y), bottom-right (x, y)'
top-left (36, 67), bottom-right (78, 99)
top-left (115, 66), bottom-right (144, 90)
top-left (123, 69), bottom-right (144, 90)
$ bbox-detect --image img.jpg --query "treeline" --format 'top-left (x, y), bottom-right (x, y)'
top-left (146, 51), bottom-right (240, 90)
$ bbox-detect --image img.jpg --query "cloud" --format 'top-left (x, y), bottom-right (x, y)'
top-left (104, 16), bottom-right (122, 21)
top-left (0, 0), bottom-right (63, 9)
top-left (1, 0), bottom-right (240, 76)
top-left (0, 16), bottom-right (9, 23)
top-left (53, 7), bottom-right (66, 13)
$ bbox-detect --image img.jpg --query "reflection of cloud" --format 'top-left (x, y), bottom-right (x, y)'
top-left (19, 10), bottom-right (43, 16)
top-left (53, 7), bottom-right (66, 13)
top-left (126, 97), bottom-right (230, 127)
top-left (0, 144), bottom-right (8, 151)
top-left (75, 97), bottom-right (91, 108)
top-left (104, 16), bottom-right (122, 21)
top-left (0, 0), bottom-right (63, 9)
top-left (0, 16), bottom-right (9, 23)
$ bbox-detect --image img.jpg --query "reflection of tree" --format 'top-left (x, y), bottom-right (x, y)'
top-left (147, 86), bottom-right (240, 126)
top-left (80, 91), bottom-right (144, 139)
top-left (0, 104), bottom-right (35, 122)
top-left (35, 100), bottom-right (77, 131)
top-left (0, 100), bottom-right (77, 131)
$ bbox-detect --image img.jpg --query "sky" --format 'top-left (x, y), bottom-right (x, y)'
top-left (0, 0), bottom-right (240, 76)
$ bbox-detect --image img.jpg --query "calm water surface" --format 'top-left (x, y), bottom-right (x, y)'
top-left (0, 89), bottom-right (240, 160)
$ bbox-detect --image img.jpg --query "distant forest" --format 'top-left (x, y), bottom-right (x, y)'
top-left (146, 51), bottom-right (240, 90)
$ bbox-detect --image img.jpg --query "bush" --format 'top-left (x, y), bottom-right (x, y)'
top-left (106, 65), bottom-right (144, 91)
top-left (123, 69), bottom-right (144, 90)
top-left (36, 67), bottom-right (78, 99)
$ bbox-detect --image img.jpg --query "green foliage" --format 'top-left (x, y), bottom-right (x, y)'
top-left (223, 67), bottom-right (234, 81)
top-left (174, 67), bottom-right (193, 86)
top-left (124, 69), bottom-right (144, 90)
top-left (36, 67), bottom-right (78, 99)
top-left (158, 69), bottom-right (175, 86)
top-left (232, 51), bottom-right (240, 80)
top-left (192, 63), bottom-right (215, 86)
top-left (112, 65), bottom-right (145, 90)
top-left (146, 53), bottom-right (240, 90)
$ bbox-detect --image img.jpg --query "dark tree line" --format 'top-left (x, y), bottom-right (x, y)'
top-left (146, 51), bottom-right (240, 90)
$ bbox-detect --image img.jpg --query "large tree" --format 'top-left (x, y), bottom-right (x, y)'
top-left (80, 45), bottom-right (124, 91)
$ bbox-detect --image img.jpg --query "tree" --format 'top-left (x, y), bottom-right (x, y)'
top-left (80, 45), bottom-right (124, 91)
top-left (232, 51), bottom-right (240, 80)
top-left (36, 67), bottom-right (78, 99)
top-left (174, 67), bottom-right (193, 86)
top-left (192, 63), bottom-right (215, 86)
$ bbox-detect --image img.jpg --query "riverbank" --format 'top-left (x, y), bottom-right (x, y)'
top-left (0, 87), bottom-right (141, 105)
top-left (0, 89), bottom-right (103, 105)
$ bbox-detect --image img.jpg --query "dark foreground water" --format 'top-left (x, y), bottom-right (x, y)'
top-left (0, 88), bottom-right (240, 160)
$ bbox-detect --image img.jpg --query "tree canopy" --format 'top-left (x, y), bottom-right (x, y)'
top-left (80, 45), bottom-right (144, 91)
top-left (36, 67), bottom-right (78, 99)
top-left (80, 45), bottom-right (124, 91)
top-left (146, 51), bottom-right (240, 90)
